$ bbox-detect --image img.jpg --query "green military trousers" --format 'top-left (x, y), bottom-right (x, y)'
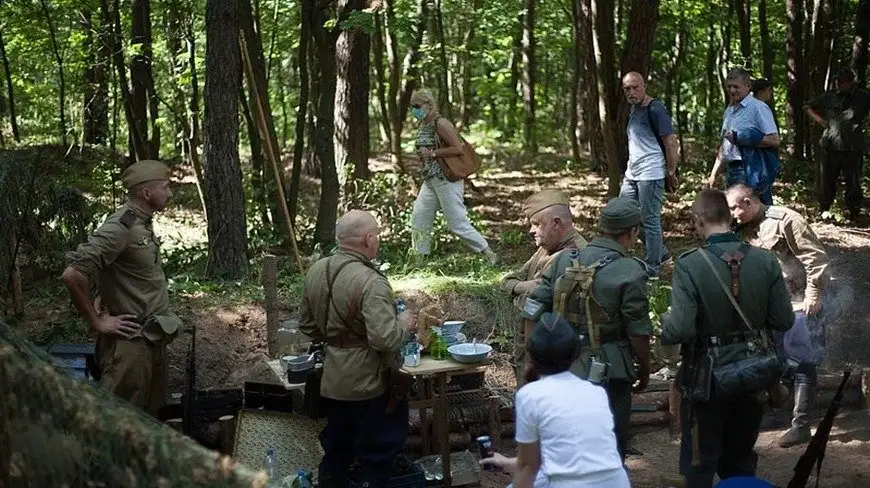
top-left (97, 335), bottom-right (168, 416)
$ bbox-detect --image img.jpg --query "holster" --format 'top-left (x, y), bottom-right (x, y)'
top-left (386, 368), bottom-right (413, 414)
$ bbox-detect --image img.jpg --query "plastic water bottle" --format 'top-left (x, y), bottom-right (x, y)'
top-left (395, 297), bottom-right (407, 313)
top-left (265, 446), bottom-right (277, 479)
top-left (291, 469), bottom-right (313, 488)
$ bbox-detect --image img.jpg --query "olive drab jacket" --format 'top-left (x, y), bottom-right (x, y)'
top-left (521, 237), bottom-right (652, 381)
top-left (737, 205), bottom-right (829, 304)
top-left (298, 250), bottom-right (411, 402)
top-left (66, 201), bottom-right (181, 342)
top-left (662, 232), bottom-right (794, 365)
top-left (500, 229), bottom-right (588, 311)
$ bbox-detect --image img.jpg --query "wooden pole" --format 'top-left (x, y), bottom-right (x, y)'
top-left (239, 33), bottom-right (305, 275)
top-left (263, 255), bottom-right (279, 358)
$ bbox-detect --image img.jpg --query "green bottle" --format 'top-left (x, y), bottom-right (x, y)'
top-left (431, 332), bottom-right (448, 360)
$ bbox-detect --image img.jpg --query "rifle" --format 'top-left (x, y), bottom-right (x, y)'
top-left (786, 370), bottom-right (851, 488)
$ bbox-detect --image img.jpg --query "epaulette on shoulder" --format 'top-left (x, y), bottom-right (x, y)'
top-left (677, 248), bottom-right (699, 260)
top-left (119, 210), bottom-right (138, 228)
top-left (765, 206), bottom-right (787, 220)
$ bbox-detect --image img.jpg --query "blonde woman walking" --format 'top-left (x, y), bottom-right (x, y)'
top-left (409, 90), bottom-right (497, 264)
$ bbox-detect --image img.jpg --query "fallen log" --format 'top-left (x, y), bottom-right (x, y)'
top-left (630, 411), bottom-right (669, 428)
top-left (631, 390), bottom-right (669, 410)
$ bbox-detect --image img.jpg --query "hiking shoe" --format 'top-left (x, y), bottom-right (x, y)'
top-left (483, 247), bottom-right (498, 265)
top-left (778, 426), bottom-right (811, 448)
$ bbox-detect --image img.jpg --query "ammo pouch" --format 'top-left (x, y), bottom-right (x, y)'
top-left (141, 313), bottom-right (182, 344)
top-left (699, 245), bottom-right (783, 400)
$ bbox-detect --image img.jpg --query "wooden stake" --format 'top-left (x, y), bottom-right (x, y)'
top-left (263, 255), bottom-right (279, 358)
top-left (239, 32), bottom-right (305, 276)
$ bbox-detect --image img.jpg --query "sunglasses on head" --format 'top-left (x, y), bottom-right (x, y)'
top-left (412, 104), bottom-right (423, 109)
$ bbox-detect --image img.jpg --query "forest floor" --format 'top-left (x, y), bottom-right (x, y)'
top-left (11, 149), bottom-right (870, 487)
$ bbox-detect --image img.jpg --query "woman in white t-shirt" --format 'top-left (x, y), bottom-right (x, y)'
top-left (482, 314), bottom-right (630, 488)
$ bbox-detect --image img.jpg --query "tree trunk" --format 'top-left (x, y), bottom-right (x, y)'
top-left (104, 0), bottom-right (147, 163)
top-left (130, 0), bottom-right (157, 159)
top-left (787, 0), bottom-right (807, 158)
top-left (39, 0), bottom-right (67, 146)
top-left (311, 1), bottom-right (339, 247)
top-left (288, 0), bottom-right (311, 223)
top-left (433, 0), bottom-right (451, 120)
top-left (853, 0), bottom-right (870, 87)
top-left (705, 18), bottom-right (718, 138)
top-left (388, 0), bottom-right (428, 171)
top-left (616, 0), bottom-right (660, 169)
top-left (204, 0), bottom-right (248, 279)
top-left (82, 10), bottom-right (110, 145)
top-left (759, 0), bottom-right (774, 82)
top-left (591, 0), bottom-right (620, 195)
top-left (373, 13), bottom-right (391, 146)
top-left (734, 0), bottom-right (752, 68)
top-left (0, 29), bottom-right (21, 142)
top-left (241, 87), bottom-right (269, 226)
top-left (334, 0), bottom-right (371, 195)
top-left (580, 0), bottom-right (604, 172)
top-left (185, 15), bottom-right (208, 218)
top-left (521, 0), bottom-right (537, 153)
top-left (240, 0), bottom-right (284, 229)
top-left (569, 0), bottom-right (584, 165)
top-left (811, 0), bottom-right (835, 94)
top-left (459, 0), bottom-right (483, 130)
top-left (506, 15), bottom-right (522, 138)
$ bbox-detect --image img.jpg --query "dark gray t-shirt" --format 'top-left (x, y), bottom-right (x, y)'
top-left (625, 99), bottom-right (674, 181)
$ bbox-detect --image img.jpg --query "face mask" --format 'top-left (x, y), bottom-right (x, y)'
top-left (412, 107), bottom-right (426, 120)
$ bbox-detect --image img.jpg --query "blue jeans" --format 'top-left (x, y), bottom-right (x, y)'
top-left (619, 178), bottom-right (668, 275)
top-left (726, 161), bottom-right (773, 205)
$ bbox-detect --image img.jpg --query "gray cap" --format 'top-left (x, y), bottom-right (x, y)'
top-left (598, 197), bottom-right (642, 234)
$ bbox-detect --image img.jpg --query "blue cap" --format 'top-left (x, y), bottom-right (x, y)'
top-left (714, 477), bottom-right (776, 488)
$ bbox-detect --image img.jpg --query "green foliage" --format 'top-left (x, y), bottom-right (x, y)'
top-left (648, 278), bottom-right (672, 335)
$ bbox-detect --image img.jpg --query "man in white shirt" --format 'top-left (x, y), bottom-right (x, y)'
top-left (482, 313), bottom-right (630, 488)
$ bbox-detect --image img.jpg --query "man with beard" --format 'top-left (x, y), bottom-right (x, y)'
top-left (62, 160), bottom-right (182, 416)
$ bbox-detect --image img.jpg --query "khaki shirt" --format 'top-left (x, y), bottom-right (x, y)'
top-left (298, 250), bottom-right (409, 402)
top-left (67, 202), bottom-right (170, 323)
top-left (737, 205), bottom-right (829, 303)
top-left (663, 232), bottom-right (794, 365)
top-left (501, 229), bottom-right (588, 311)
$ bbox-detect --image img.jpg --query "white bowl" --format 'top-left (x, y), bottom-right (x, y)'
top-left (447, 342), bottom-right (492, 364)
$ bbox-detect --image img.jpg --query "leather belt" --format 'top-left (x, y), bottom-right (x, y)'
top-left (325, 334), bottom-right (368, 348)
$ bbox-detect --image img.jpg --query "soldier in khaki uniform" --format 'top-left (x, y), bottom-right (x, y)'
top-left (663, 189), bottom-right (793, 488)
top-left (299, 210), bottom-right (417, 488)
top-left (726, 184), bottom-right (830, 447)
top-left (501, 190), bottom-right (587, 386)
top-left (62, 160), bottom-right (181, 416)
top-left (521, 197), bottom-right (652, 460)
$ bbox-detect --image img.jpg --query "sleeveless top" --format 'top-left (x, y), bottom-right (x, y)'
top-left (416, 121), bottom-right (445, 181)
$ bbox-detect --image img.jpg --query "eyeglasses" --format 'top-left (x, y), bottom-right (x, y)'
top-left (412, 104), bottom-right (423, 109)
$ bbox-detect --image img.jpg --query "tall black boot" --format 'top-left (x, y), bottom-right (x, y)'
top-left (778, 382), bottom-right (814, 448)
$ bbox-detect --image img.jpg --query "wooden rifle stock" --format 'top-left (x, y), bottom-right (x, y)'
top-left (787, 370), bottom-right (851, 488)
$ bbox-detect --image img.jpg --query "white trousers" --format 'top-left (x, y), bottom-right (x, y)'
top-left (507, 467), bottom-right (631, 488)
top-left (411, 177), bottom-right (489, 255)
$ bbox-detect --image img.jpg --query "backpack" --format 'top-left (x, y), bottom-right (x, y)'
top-left (552, 254), bottom-right (616, 354)
top-left (434, 116), bottom-right (481, 182)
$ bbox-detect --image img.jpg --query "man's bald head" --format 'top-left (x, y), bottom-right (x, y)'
top-left (336, 210), bottom-right (381, 258)
top-left (622, 71), bottom-right (648, 105)
top-left (725, 184), bottom-right (763, 224)
top-left (529, 204), bottom-right (574, 251)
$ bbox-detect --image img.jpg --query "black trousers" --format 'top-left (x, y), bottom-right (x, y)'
top-left (819, 150), bottom-right (863, 213)
top-left (679, 393), bottom-right (765, 488)
top-left (607, 379), bottom-right (633, 460)
top-left (318, 394), bottom-right (409, 488)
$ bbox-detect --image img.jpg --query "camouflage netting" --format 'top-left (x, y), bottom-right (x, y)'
top-left (0, 320), bottom-right (270, 488)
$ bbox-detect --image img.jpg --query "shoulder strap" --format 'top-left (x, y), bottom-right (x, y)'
top-left (320, 256), bottom-right (376, 339)
top-left (646, 98), bottom-right (666, 155)
top-left (698, 244), bottom-right (769, 348)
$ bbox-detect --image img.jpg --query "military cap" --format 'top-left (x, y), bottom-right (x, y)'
top-left (122, 160), bottom-right (171, 189)
top-left (522, 190), bottom-right (570, 218)
top-left (598, 197), bottom-right (642, 234)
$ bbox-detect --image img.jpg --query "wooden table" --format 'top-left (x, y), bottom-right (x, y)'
top-left (402, 357), bottom-right (488, 487)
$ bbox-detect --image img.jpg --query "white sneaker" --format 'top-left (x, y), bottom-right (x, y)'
top-left (483, 248), bottom-right (498, 265)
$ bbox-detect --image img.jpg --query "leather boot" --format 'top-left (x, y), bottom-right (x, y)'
top-left (779, 383), bottom-right (814, 447)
